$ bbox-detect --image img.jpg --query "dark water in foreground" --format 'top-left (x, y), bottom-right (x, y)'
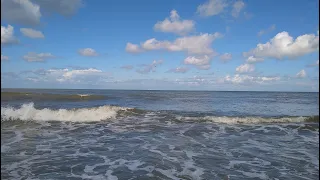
top-left (1, 89), bottom-right (319, 180)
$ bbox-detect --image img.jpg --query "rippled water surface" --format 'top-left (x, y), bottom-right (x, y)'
top-left (1, 89), bottom-right (319, 180)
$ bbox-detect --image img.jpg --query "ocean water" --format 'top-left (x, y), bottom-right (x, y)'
top-left (1, 89), bottom-right (319, 180)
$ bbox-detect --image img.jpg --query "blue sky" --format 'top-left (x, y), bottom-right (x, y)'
top-left (1, 0), bottom-right (319, 91)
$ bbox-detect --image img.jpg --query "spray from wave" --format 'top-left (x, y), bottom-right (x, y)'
top-left (1, 103), bottom-right (130, 122)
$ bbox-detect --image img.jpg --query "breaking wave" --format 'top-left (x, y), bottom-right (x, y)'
top-left (175, 116), bottom-right (319, 124)
top-left (1, 103), bottom-right (133, 122)
top-left (1, 103), bottom-right (318, 124)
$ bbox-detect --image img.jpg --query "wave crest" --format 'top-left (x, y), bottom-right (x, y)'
top-left (1, 103), bottom-right (318, 124)
top-left (1, 103), bottom-right (131, 122)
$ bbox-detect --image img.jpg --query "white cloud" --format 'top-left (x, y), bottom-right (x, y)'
top-left (219, 53), bottom-right (232, 62)
top-left (236, 64), bottom-right (255, 73)
top-left (1, 55), bottom-right (9, 61)
top-left (78, 48), bottom-right (98, 57)
top-left (20, 28), bottom-right (44, 38)
top-left (137, 60), bottom-right (163, 74)
top-left (1, 0), bottom-right (41, 26)
top-left (231, 0), bottom-right (245, 18)
top-left (62, 68), bottom-right (102, 80)
top-left (32, 0), bottom-right (82, 16)
top-left (168, 67), bottom-right (189, 73)
top-left (1, 0), bottom-right (82, 26)
top-left (154, 10), bottom-right (195, 35)
top-left (224, 74), bottom-right (280, 85)
top-left (26, 77), bottom-right (39, 82)
top-left (125, 43), bottom-right (143, 53)
top-left (258, 24), bottom-right (276, 36)
top-left (175, 75), bottom-right (208, 86)
top-left (35, 68), bottom-right (110, 83)
top-left (245, 31), bottom-right (319, 60)
top-left (23, 52), bottom-right (55, 62)
top-left (246, 56), bottom-right (264, 64)
top-left (296, 69), bottom-right (307, 78)
top-left (197, 0), bottom-right (227, 17)
top-left (1, 25), bottom-right (18, 45)
top-left (128, 32), bottom-right (222, 55)
top-left (184, 55), bottom-right (212, 69)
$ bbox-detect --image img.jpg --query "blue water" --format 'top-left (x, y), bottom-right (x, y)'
top-left (1, 89), bottom-right (319, 179)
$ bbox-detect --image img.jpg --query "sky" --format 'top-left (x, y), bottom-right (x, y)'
top-left (1, 0), bottom-right (319, 91)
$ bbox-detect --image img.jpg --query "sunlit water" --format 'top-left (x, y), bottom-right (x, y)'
top-left (1, 89), bottom-right (319, 180)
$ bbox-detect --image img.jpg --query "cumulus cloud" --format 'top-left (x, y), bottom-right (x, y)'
top-left (1, 25), bottom-right (19, 45)
top-left (197, 0), bottom-right (227, 17)
top-left (25, 67), bottom-right (110, 84)
top-left (236, 64), bottom-right (255, 73)
top-left (219, 53), bottom-right (232, 62)
top-left (258, 24), bottom-right (276, 36)
top-left (120, 65), bottom-right (134, 70)
top-left (184, 55), bottom-right (212, 69)
top-left (154, 10), bottom-right (195, 35)
top-left (231, 0), bottom-right (245, 18)
top-left (246, 56), bottom-right (264, 64)
top-left (26, 77), bottom-right (39, 82)
top-left (23, 52), bottom-right (55, 62)
top-left (167, 67), bottom-right (189, 73)
top-left (20, 28), bottom-right (44, 38)
top-left (78, 48), bottom-right (98, 57)
top-left (61, 68), bottom-right (102, 80)
top-left (125, 43), bottom-right (143, 53)
top-left (1, 0), bottom-right (41, 26)
top-left (127, 32), bottom-right (222, 55)
top-left (32, 0), bottom-right (82, 16)
top-left (175, 75), bottom-right (208, 86)
top-left (1, 55), bottom-right (9, 61)
top-left (136, 60), bottom-right (163, 74)
top-left (224, 74), bottom-right (280, 85)
top-left (1, 0), bottom-right (82, 26)
top-left (296, 69), bottom-right (307, 78)
top-left (244, 31), bottom-right (319, 60)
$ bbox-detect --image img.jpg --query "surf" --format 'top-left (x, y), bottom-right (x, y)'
top-left (1, 103), bottom-right (318, 124)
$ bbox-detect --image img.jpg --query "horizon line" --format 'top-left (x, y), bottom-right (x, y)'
top-left (1, 87), bottom-right (319, 93)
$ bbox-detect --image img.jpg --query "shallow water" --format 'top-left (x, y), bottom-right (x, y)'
top-left (1, 89), bottom-right (319, 180)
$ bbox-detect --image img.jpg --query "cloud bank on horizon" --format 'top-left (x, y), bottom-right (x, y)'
top-left (1, 0), bottom-right (319, 91)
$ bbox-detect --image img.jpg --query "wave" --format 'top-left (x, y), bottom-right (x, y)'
top-left (1, 103), bottom-right (318, 124)
top-left (1, 92), bottom-right (108, 101)
top-left (1, 103), bottom-right (134, 122)
top-left (175, 116), bottom-right (319, 124)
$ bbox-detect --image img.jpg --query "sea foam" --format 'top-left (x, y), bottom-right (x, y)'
top-left (1, 103), bottom-right (129, 122)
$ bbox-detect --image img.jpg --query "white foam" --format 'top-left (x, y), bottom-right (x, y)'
top-left (1, 103), bottom-right (130, 122)
top-left (77, 94), bottom-right (91, 97)
top-left (105, 170), bottom-right (118, 180)
top-left (240, 170), bottom-right (269, 180)
top-left (179, 116), bottom-right (308, 124)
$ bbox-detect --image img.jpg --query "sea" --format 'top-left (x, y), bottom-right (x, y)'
top-left (1, 89), bottom-right (319, 180)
